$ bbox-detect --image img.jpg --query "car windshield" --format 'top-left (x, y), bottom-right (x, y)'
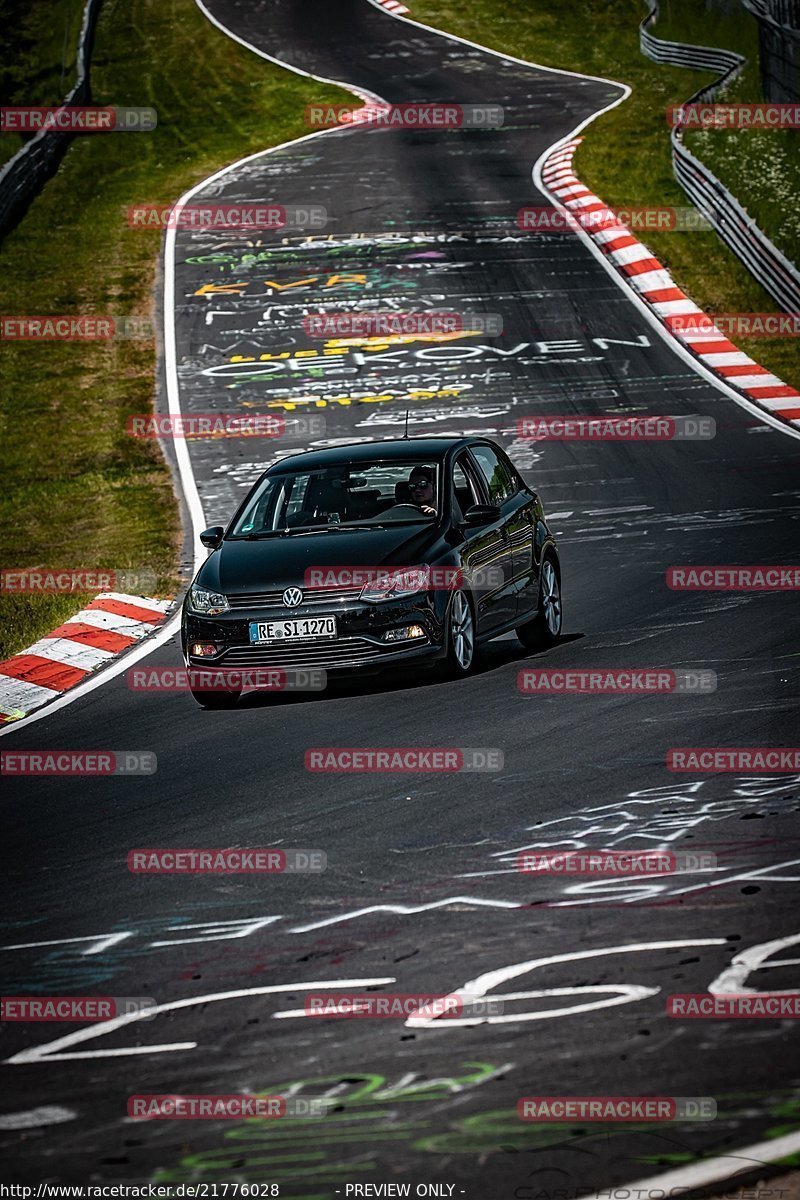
top-left (228, 459), bottom-right (441, 536)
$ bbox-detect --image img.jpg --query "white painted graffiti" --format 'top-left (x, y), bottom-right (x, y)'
top-left (8, 932), bottom-right (796, 1060)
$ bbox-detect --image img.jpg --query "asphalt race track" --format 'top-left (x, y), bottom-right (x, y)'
top-left (2, 1), bottom-right (800, 1194)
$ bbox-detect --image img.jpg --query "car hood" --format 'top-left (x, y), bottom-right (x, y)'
top-left (196, 524), bottom-right (447, 594)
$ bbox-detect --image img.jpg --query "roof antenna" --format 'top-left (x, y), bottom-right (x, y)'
top-left (402, 409), bottom-right (410, 439)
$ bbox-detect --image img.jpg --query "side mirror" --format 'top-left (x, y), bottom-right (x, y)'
top-left (200, 525), bottom-right (224, 549)
top-left (464, 503), bottom-right (501, 527)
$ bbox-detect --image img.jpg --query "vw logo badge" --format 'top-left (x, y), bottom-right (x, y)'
top-left (283, 587), bottom-right (303, 608)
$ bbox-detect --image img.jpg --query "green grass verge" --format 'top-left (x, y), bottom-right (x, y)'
top-left (653, 1), bottom-right (800, 266)
top-left (0, 0), bottom-right (351, 660)
top-left (409, 0), bottom-right (799, 393)
top-left (0, 0), bottom-right (86, 167)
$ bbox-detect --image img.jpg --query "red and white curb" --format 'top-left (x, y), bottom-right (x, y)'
top-left (375, 0), bottom-right (410, 13)
top-left (0, 593), bottom-right (173, 725)
top-left (540, 138), bottom-right (800, 432)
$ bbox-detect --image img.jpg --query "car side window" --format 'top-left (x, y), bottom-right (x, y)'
top-left (470, 445), bottom-right (514, 504)
top-left (453, 456), bottom-right (483, 521)
top-left (497, 448), bottom-right (524, 496)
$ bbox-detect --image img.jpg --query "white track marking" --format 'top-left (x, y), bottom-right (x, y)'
top-left (5, 978), bottom-right (396, 1064)
top-left (287, 896), bottom-right (522, 933)
top-left (149, 915), bottom-right (283, 946)
top-left (1, 932), bottom-right (133, 954)
top-left (0, 1106), bottom-right (76, 1130)
top-left (404, 938), bottom-right (727, 1027)
top-left (709, 931), bottom-right (800, 994)
top-left (273, 984), bottom-right (657, 1022)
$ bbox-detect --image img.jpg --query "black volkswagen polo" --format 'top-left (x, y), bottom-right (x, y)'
top-left (181, 436), bottom-right (561, 706)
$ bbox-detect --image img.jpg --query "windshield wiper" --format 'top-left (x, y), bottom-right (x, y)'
top-left (231, 529), bottom-right (302, 539)
top-left (233, 523), bottom-right (392, 538)
top-left (322, 523), bottom-right (387, 531)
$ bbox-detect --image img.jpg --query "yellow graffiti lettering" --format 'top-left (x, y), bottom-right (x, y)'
top-left (263, 277), bottom-right (319, 291)
top-left (324, 274), bottom-right (368, 287)
top-left (262, 389), bottom-right (464, 411)
top-left (323, 331), bottom-right (482, 350)
top-left (193, 282), bottom-right (249, 296)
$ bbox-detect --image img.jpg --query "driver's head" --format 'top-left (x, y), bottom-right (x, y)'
top-left (408, 465), bottom-right (435, 505)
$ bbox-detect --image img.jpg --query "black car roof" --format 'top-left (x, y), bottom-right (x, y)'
top-left (268, 436), bottom-right (477, 472)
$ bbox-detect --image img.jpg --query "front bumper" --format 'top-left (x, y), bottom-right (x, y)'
top-left (181, 594), bottom-right (447, 674)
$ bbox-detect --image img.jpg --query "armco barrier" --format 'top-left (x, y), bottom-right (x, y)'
top-left (640, 0), bottom-right (800, 314)
top-left (0, 0), bottom-right (103, 240)
top-left (742, 0), bottom-right (800, 102)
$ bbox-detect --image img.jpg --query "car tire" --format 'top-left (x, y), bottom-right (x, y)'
top-left (516, 554), bottom-right (562, 650)
top-left (440, 588), bottom-right (476, 677)
top-left (190, 687), bottom-right (241, 709)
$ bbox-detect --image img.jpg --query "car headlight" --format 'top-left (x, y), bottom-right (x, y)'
top-left (188, 585), bottom-right (230, 616)
top-left (360, 568), bottom-right (430, 602)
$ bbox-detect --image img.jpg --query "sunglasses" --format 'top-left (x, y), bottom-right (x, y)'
top-left (410, 477), bottom-right (433, 488)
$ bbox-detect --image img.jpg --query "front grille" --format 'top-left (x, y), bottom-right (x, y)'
top-left (219, 637), bottom-right (423, 670)
top-left (226, 586), bottom-right (364, 610)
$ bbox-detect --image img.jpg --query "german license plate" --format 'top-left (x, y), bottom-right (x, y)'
top-left (249, 616), bottom-right (337, 643)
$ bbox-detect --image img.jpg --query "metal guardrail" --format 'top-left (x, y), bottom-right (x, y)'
top-left (639, 0), bottom-right (800, 314)
top-left (0, 0), bottom-right (103, 240)
top-left (742, 0), bottom-right (800, 35)
top-left (742, 0), bottom-right (800, 102)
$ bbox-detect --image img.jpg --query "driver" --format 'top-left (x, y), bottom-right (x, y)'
top-left (408, 465), bottom-right (436, 515)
